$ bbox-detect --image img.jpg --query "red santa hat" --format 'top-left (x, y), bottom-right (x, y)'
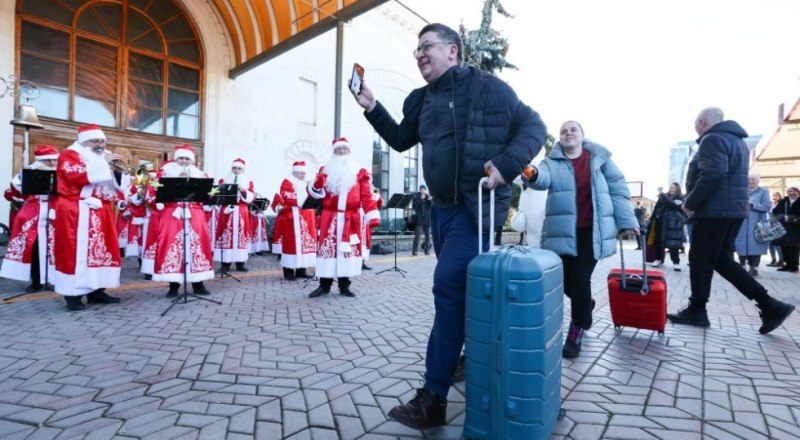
top-left (232, 158), bottom-right (246, 168)
top-left (332, 137), bottom-right (351, 151)
top-left (34, 145), bottom-right (59, 161)
top-left (77, 124), bottom-right (106, 143)
top-left (174, 144), bottom-right (196, 162)
top-left (292, 161), bottom-right (307, 173)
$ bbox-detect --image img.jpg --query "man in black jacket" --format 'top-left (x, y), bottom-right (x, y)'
top-left (411, 184), bottom-right (432, 255)
top-left (350, 23), bottom-right (547, 430)
top-left (667, 107), bottom-right (794, 333)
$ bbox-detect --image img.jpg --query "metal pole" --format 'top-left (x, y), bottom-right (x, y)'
top-left (334, 20), bottom-right (344, 138)
top-left (22, 127), bottom-right (30, 167)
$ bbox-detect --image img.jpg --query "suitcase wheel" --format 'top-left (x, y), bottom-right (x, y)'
top-left (658, 331), bottom-right (664, 336)
top-left (614, 325), bottom-right (621, 331)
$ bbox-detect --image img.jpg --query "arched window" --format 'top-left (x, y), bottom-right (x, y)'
top-left (17, 0), bottom-right (203, 140)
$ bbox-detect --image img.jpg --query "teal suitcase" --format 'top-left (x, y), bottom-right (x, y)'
top-left (463, 180), bottom-right (564, 440)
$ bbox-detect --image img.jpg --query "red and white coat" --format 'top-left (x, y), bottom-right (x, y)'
top-left (0, 169), bottom-right (55, 283)
top-left (151, 162), bottom-right (215, 283)
top-left (361, 192), bottom-right (384, 263)
top-left (272, 176), bottom-right (316, 269)
top-left (124, 181), bottom-right (150, 258)
top-left (249, 206), bottom-right (270, 253)
top-left (53, 142), bottom-right (123, 296)
top-left (308, 167), bottom-right (379, 278)
top-left (140, 179), bottom-right (162, 276)
top-left (213, 174), bottom-right (254, 263)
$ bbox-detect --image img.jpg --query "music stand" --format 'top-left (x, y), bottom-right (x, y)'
top-left (4, 170), bottom-right (57, 300)
top-left (377, 193), bottom-right (414, 277)
top-left (300, 196), bottom-right (323, 284)
top-left (209, 184), bottom-right (242, 282)
top-left (156, 177), bottom-right (222, 316)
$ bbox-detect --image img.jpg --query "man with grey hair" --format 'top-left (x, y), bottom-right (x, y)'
top-left (668, 108), bottom-right (794, 333)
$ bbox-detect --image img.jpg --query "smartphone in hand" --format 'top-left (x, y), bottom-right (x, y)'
top-left (350, 63), bottom-right (364, 95)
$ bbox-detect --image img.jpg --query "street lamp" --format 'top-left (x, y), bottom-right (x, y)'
top-left (1, 75), bottom-right (44, 167)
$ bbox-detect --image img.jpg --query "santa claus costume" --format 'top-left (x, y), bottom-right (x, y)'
top-left (307, 138), bottom-right (379, 297)
top-left (249, 201), bottom-right (270, 253)
top-left (360, 187), bottom-right (384, 270)
top-left (213, 158), bottom-right (253, 272)
top-left (272, 161), bottom-right (317, 280)
top-left (140, 169), bottom-right (164, 279)
top-left (0, 145), bottom-right (59, 291)
top-left (124, 174), bottom-right (150, 259)
top-left (152, 145), bottom-right (215, 297)
top-left (53, 125), bottom-right (123, 310)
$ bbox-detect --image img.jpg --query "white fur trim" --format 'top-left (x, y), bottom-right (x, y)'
top-left (36, 154), bottom-right (59, 160)
top-left (78, 128), bottom-right (105, 143)
top-left (174, 149), bottom-right (195, 161)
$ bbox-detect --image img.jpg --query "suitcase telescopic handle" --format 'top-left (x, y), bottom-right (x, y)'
top-left (477, 177), bottom-right (495, 255)
top-left (618, 235), bottom-right (649, 294)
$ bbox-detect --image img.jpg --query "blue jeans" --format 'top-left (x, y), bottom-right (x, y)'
top-left (424, 205), bottom-right (488, 398)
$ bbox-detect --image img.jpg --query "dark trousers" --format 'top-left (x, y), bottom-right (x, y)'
top-left (412, 224), bottom-right (431, 253)
top-left (319, 277), bottom-right (349, 290)
top-left (423, 205), bottom-right (487, 399)
top-left (780, 246), bottom-right (799, 271)
top-left (668, 247), bottom-right (681, 265)
top-left (560, 227), bottom-right (598, 330)
top-left (688, 218), bottom-right (769, 307)
top-left (738, 255), bottom-right (761, 267)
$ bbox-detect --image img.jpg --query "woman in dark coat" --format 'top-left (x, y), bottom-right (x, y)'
top-left (651, 182), bottom-right (688, 271)
top-left (773, 183), bottom-right (800, 273)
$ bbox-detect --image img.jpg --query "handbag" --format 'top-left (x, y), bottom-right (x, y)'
top-left (510, 210), bottom-right (526, 232)
top-left (754, 213), bottom-right (786, 244)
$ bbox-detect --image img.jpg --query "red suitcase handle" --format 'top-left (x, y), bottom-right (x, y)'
top-left (618, 237), bottom-right (650, 294)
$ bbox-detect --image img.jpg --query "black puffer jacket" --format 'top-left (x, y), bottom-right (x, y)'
top-left (653, 193), bottom-right (687, 249)
top-left (684, 120), bottom-right (749, 218)
top-left (773, 197), bottom-right (800, 247)
top-left (365, 66), bottom-right (547, 230)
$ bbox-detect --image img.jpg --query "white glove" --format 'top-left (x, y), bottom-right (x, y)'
top-left (48, 209), bottom-right (56, 220)
top-left (117, 200), bottom-right (128, 210)
top-left (83, 197), bottom-right (102, 210)
top-left (223, 205), bottom-right (235, 215)
top-left (156, 203), bottom-right (165, 211)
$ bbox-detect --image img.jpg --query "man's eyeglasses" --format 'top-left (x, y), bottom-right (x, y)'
top-left (413, 41), bottom-right (452, 58)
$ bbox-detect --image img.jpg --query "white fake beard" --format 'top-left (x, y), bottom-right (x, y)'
top-left (324, 155), bottom-right (359, 196)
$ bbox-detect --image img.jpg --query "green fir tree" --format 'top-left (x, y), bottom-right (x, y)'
top-left (459, 0), bottom-right (516, 74)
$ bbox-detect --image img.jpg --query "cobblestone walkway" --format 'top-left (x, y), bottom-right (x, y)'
top-left (0, 243), bottom-right (798, 439)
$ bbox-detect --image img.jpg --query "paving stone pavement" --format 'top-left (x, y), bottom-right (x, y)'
top-left (0, 242), bottom-right (799, 439)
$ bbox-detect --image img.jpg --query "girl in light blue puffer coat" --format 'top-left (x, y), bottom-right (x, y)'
top-left (525, 121), bottom-right (639, 359)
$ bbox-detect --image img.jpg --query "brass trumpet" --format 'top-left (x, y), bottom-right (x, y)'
top-left (109, 158), bottom-right (140, 175)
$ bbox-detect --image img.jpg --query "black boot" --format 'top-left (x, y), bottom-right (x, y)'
top-left (25, 283), bottom-right (44, 293)
top-left (667, 303), bottom-right (710, 328)
top-left (308, 286), bottom-right (330, 298)
top-left (295, 268), bottom-right (313, 279)
top-left (362, 262), bottom-right (372, 271)
top-left (338, 278), bottom-right (355, 297)
top-left (562, 322), bottom-right (585, 359)
top-left (65, 296), bottom-right (85, 311)
top-left (387, 389), bottom-right (447, 430)
top-left (144, 274), bottom-right (152, 280)
top-left (87, 288), bottom-right (120, 304)
top-left (166, 282), bottom-right (180, 298)
top-left (283, 268), bottom-right (296, 281)
top-left (221, 262), bottom-right (232, 272)
top-left (757, 298), bottom-right (795, 334)
top-left (192, 282), bottom-right (210, 295)
top-left (235, 262), bottom-right (248, 272)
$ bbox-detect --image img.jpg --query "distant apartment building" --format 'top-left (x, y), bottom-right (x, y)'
top-left (668, 136), bottom-right (761, 189)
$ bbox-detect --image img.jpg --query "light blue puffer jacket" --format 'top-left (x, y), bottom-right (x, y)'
top-left (530, 141), bottom-right (638, 259)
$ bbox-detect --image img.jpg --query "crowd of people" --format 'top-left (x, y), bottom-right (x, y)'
top-left (1, 21), bottom-right (797, 434)
top-left (0, 127), bottom-right (382, 310)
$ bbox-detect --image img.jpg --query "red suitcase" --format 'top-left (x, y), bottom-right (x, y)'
top-left (608, 240), bottom-right (667, 334)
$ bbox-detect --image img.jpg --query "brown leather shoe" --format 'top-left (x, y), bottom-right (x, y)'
top-left (388, 388), bottom-right (446, 430)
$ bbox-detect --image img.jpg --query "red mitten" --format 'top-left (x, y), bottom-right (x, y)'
top-left (313, 173), bottom-right (327, 190)
top-left (369, 218), bottom-right (381, 229)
